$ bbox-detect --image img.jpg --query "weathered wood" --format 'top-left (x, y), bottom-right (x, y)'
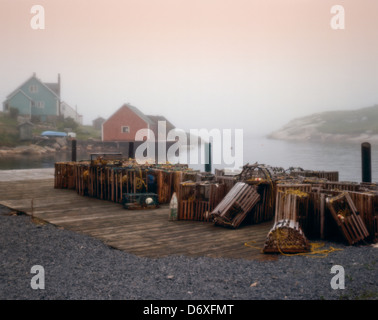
top-left (274, 186), bottom-right (310, 230)
top-left (326, 192), bottom-right (370, 245)
top-left (289, 170), bottom-right (339, 182)
top-left (263, 219), bottom-right (310, 253)
top-left (0, 179), bottom-right (275, 261)
top-left (211, 182), bottom-right (260, 228)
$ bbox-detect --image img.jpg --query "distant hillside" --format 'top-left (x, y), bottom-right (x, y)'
top-left (268, 105), bottom-right (378, 143)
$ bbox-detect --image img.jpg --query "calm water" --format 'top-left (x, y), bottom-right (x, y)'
top-left (0, 137), bottom-right (376, 183)
top-left (241, 137), bottom-right (378, 183)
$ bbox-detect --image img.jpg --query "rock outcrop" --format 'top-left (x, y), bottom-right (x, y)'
top-left (268, 106), bottom-right (378, 144)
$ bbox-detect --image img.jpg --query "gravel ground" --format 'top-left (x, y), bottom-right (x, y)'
top-left (0, 205), bottom-right (377, 301)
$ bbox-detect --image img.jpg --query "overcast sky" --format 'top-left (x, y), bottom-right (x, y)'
top-left (1, 0), bottom-right (378, 136)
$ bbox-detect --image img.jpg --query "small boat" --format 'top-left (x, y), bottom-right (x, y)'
top-left (41, 131), bottom-right (68, 137)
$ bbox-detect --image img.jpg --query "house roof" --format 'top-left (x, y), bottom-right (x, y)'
top-left (126, 104), bottom-right (155, 125)
top-left (18, 120), bottom-right (34, 127)
top-left (103, 104), bottom-right (155, 126)
top-left (103, 104), bottom-right (177, 137)
top-left (60, 101), bottom-right (73, 109)
top-left (44, 83), bottom-right (60, 96)
top-left (7, 89), bottom-right (34, 102)
top-left (147, 115), bottom-right (176, 131)
top-left (5, 73), bottom-right (60, 101)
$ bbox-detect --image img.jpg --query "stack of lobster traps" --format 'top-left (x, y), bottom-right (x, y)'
top-left (287, 168), bottom-right (339, 182)
top-left (54, 153), bottom-right (198, 206)
top-left (54, 156), bottom-right (378, 250)
top-left (262, 174), bottom-right (378, 253)
top-left (54, 161), bottom-right (77, 190)
top-left (177, 180), bottom-right (227, 222)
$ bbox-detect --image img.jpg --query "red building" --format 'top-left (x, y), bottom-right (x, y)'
top-left (102, 103), bottom-right (175, 142)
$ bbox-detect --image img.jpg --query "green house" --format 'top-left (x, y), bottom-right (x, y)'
top-left (3, 73), bottom-right (61, 122)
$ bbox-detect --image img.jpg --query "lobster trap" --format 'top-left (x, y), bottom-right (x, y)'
top-left (326, 192), bottom-right (369, 245)
top-left (211, 182), bottom-right (260, 228)
top-left (90, 153), bottom-right (123, 166)
top-left (263, 219), bottom-right (310, 254)
top-left (122, 193), bottom-right (159, 210)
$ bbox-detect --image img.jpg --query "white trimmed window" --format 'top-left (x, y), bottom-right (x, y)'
top-left (29, 85), bottom-right (38, 93)
top-left (121, 126), bottom-right (130, 133)
top-left (35, 101), bottom-right (45, 108)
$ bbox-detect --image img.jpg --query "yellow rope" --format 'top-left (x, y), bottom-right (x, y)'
top-left (244, 240), bottom-right (264, 252)
top-left (279, 189), bottom-right (309, 199)
top-left (275, 241), bottom-right (343, 258)
top-left (135, 168), bottom-right (147, 191)
top-left (245, 240), bottom-right (343, 258)
top-left (337, 208), bottom-right (350, 218)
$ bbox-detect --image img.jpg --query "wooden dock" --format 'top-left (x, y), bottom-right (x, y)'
top-left (0, 179), bottom-right (276, 261)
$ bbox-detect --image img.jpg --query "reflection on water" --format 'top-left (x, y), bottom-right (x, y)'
top-left (0, 151), bottom-right (91, 170)
top-left (241, 138), bottom-right (378, 182)
top-left (0, 137), bottom-right (376, 183)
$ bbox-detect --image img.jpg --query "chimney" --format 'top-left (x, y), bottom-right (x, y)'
top-left (58, 73), bottom-right (61, 116)
top-left (58, 73), bottom-right (61, 96)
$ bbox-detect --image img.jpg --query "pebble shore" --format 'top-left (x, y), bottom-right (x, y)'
top-left (0, 206), bottom-right (376, 301)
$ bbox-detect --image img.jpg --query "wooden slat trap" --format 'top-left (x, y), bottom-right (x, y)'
top-left (262, 184), bottom-right (310, 253)
top-left (54, 162), bottom-right (77, 189)
top-left (178, 181), bottom-right (227, 222)
top-left (326, 192), bottom-right (370, 245)
top-left (211, 182), bottom-right (260, 228)
top-left (237, 164), bottom-right (277, 224)
top-left (263, 219), bottom-right (310, 254)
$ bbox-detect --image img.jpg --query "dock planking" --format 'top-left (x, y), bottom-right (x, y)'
top-left (0, 179), bottom-right (276, 261)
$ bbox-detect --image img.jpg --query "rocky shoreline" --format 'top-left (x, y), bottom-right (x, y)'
top-left (268, 116), bottom-right (378, 144)
top-left (0, 137), bottom-right (69, 157)
top-left (0, 138), bottom-right (122, 158)
top-left (0, 144), bottom-right (62, 157)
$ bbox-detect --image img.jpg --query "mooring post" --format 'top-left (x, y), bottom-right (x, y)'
top-left (204, 142), bottom-right (212, 173)
top-left (71, 139), bottom-right (77, 162)
top-left (361, 142), bottom-right (371, 183)
top-left (128, 142), bottom-right (135, 159)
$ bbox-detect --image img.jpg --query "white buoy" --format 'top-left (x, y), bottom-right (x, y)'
top-left (169, 192), bottom-right (178, 221)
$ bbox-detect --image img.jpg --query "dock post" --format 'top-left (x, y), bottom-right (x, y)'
top-left (204, 142), bottom-right (212, 173)
top-left (128, 142), bottom-right (135, 159)
top-left (361, 142), bottom-right (371, 183)
top-left (71, 139), bottom-right (77, 162)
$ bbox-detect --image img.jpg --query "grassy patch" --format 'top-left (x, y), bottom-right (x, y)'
top-left (75, 125), bottom-right (101, 140)
top-left (0, 113), bottom-right (20, 147)
top-left (353, 290), bottom-right (378, 300)
top-left (317, 105), bottom-right (378, 135)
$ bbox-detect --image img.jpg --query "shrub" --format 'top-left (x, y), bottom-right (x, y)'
top-left (9, 107), bottom-right (19, 119)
